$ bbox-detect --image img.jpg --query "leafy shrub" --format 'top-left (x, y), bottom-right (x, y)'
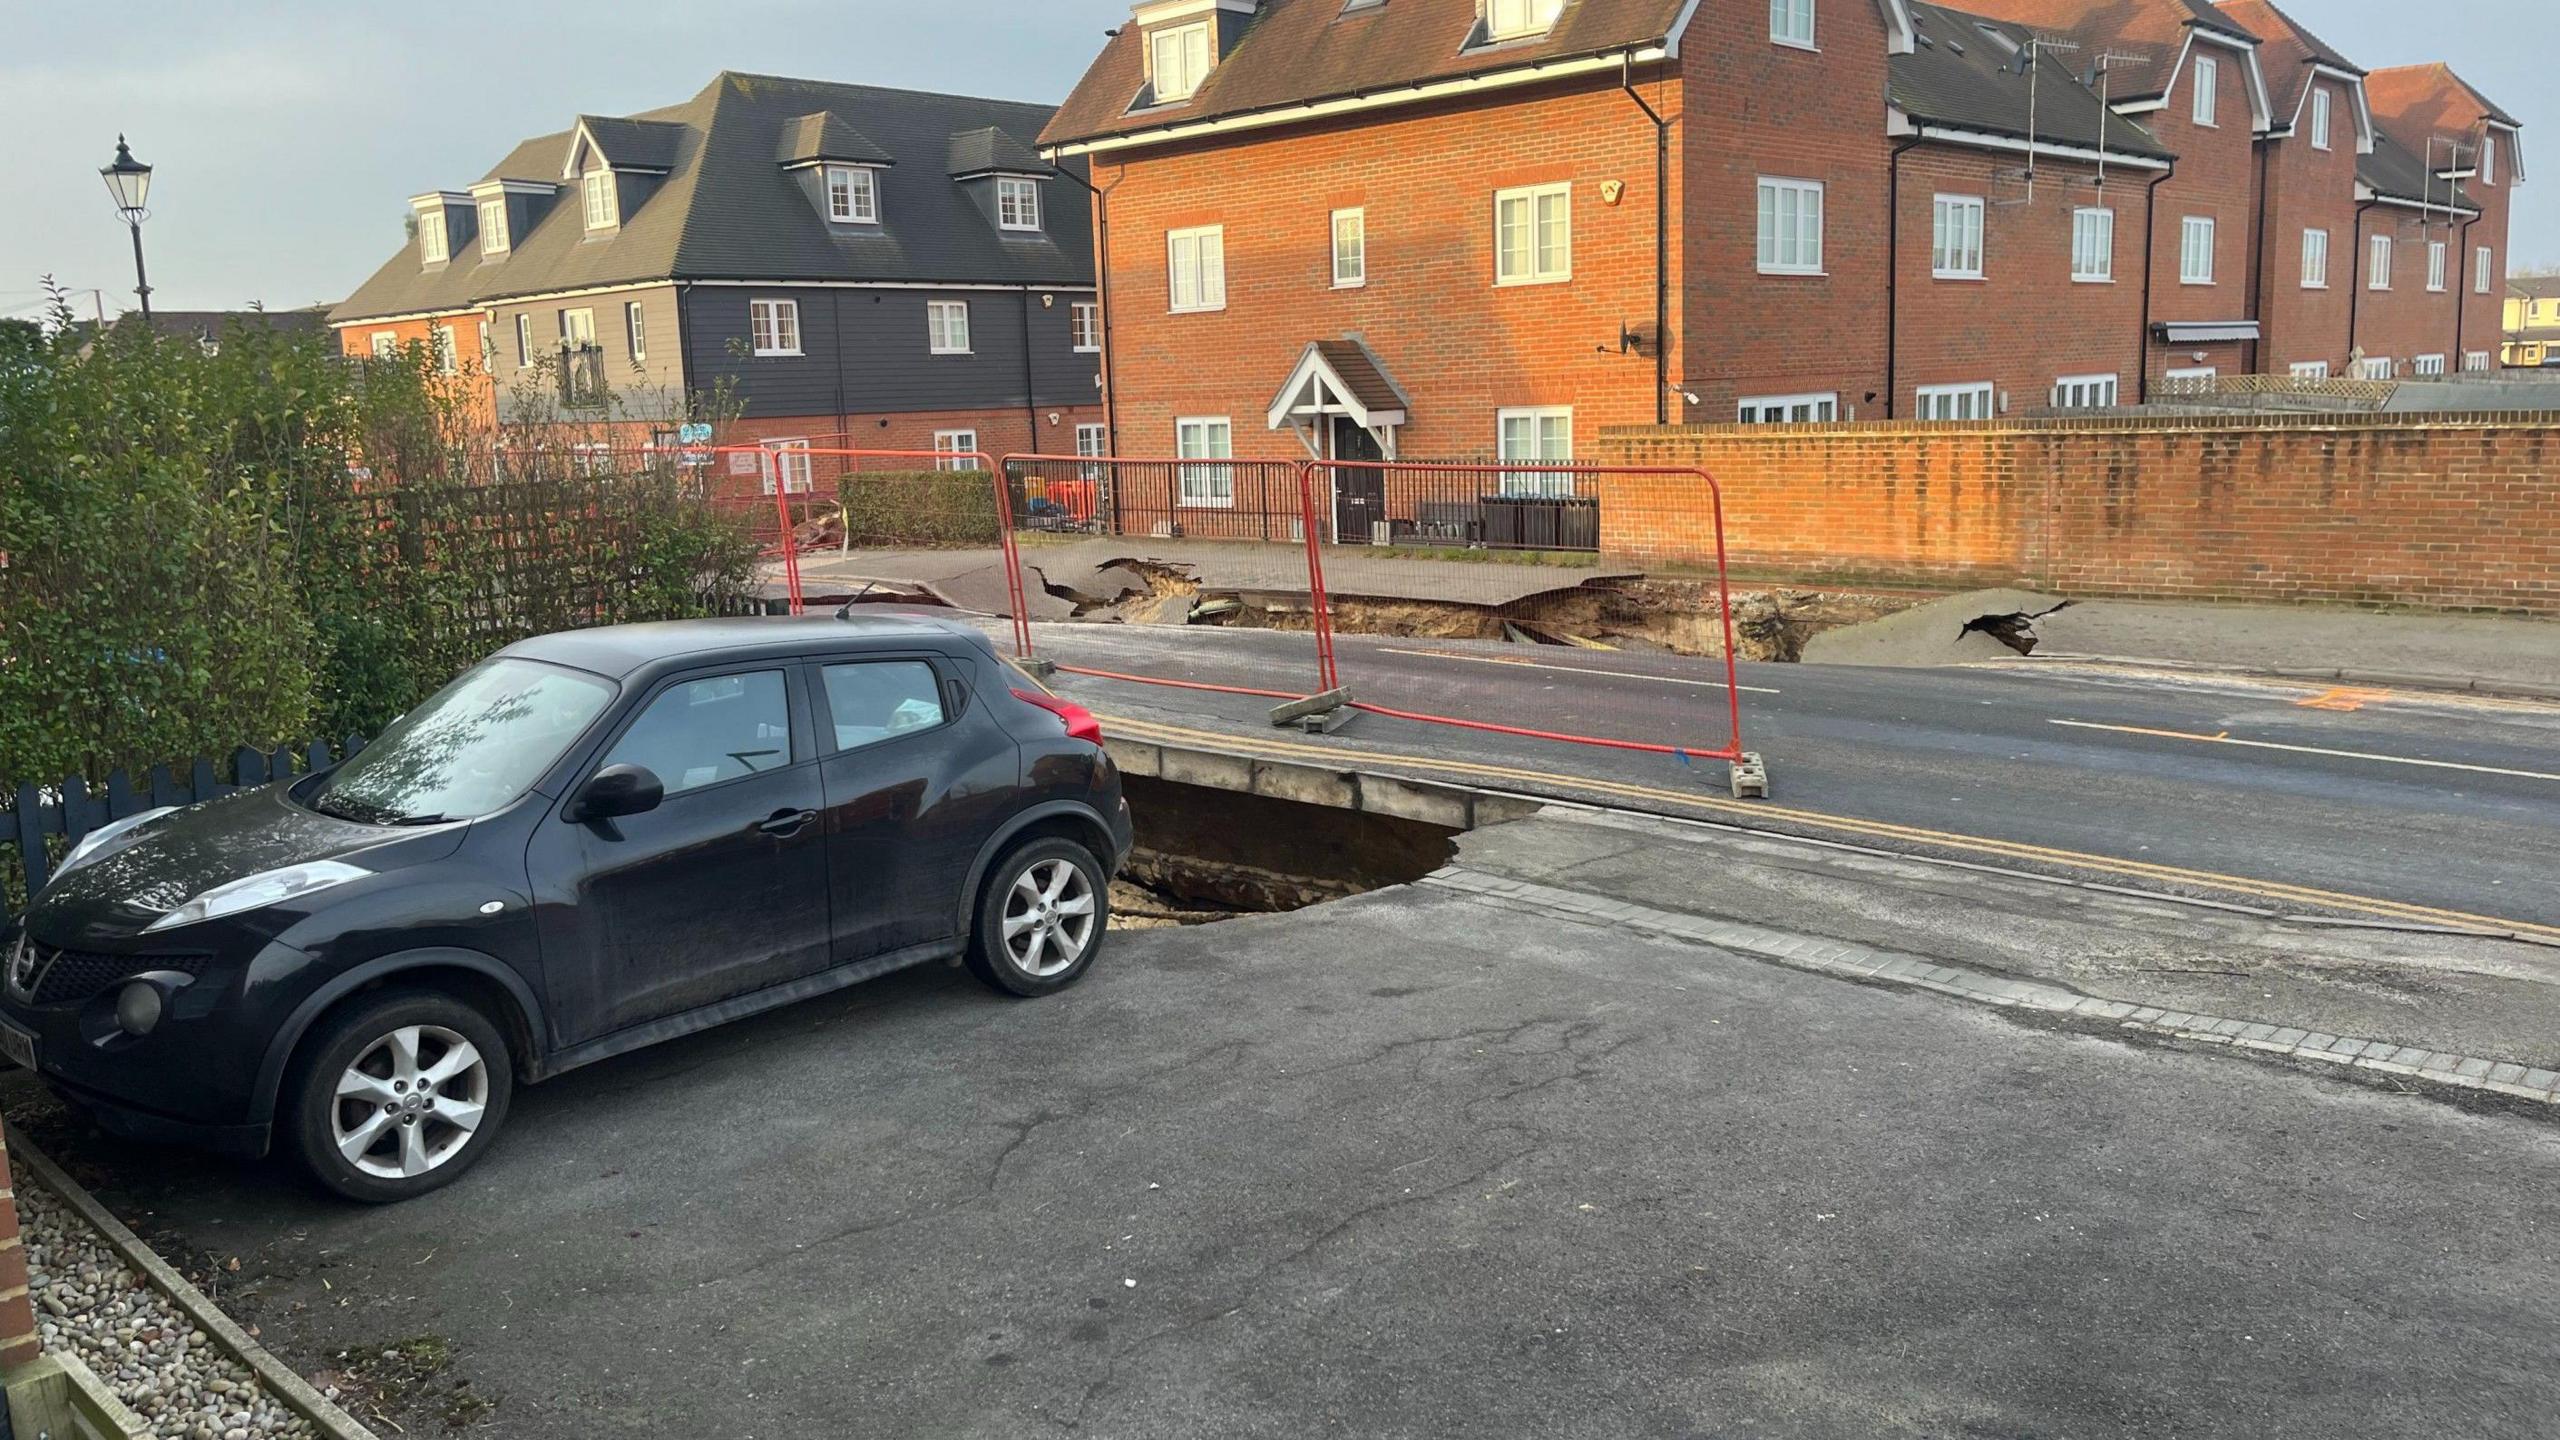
top-left (839, 468), bottom-right (1002, 547)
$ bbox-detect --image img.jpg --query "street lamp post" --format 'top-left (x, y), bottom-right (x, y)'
top-left (100, 136), bottom-right (154, 321)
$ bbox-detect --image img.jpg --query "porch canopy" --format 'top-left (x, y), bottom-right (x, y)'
top-left (1267, 338), bottom-right (1409, 458)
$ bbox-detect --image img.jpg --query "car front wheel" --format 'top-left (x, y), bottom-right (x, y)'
top-left (286, 990), bottom-right (513, 1204)
top-left (966, 837), bottom-right (1110, 997)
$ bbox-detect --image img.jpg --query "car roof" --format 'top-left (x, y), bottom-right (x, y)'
top-left (499, 611), bottom-right (993, 680)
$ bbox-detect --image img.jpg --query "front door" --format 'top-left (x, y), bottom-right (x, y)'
top-left (530, 666), bottom-right (832, 1046)
top-left (1328, 417), bottom-right (1386, 543)
top-left (811, 655), bottom-right (1019, 960)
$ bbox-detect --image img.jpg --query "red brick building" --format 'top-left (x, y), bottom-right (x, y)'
top-left (1042, 0), bottom-right (2522, 475)
top-left (2358, 63), bottom-right (2525, 378)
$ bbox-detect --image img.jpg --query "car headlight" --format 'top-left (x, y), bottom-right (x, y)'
top-left (52, 807), bottom-right (176, 882)
top-left (143, 861), bottom-right (370, 934)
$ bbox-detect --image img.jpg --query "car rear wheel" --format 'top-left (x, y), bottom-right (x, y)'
top-left (966, 836), bottom-right (1109, 997)
top-left (286, 990), bottom-right (513, 1204)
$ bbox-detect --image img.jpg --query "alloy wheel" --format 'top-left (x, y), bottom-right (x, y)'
top-left (1002, 858), bottom-right (1097, 977)
top-left (329, 1024), bottom-right (490, 1180)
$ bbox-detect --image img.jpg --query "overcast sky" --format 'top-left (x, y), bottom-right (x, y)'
top-left (3, 0), bottom-right (2548, 317)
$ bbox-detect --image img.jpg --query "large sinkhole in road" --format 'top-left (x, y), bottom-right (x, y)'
top-left (1113, 775), bottom-right (1458, 929)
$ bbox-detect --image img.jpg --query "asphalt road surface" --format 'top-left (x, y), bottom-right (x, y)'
top-left (20, 865), bottom-right (2560, 1439)
top-left (1023, 621), bottom-right (2560, 938)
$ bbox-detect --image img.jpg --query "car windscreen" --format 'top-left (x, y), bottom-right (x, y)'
top-left (310, 658), bottom-right (617, 824)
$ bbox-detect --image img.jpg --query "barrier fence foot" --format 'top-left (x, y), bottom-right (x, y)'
top-left (1728, 752), bottom-right (1769, 800)
top-left (1017, 657), bottom-right (1059, 680)
top-left (1270, 688), bottom-right (1355, 734)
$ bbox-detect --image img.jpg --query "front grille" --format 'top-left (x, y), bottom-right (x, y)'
top-left (20, 946), bottom-right (213, 1007)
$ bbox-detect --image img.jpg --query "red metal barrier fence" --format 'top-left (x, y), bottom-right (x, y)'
top-left (988, 453), bottom-right (1759, 792)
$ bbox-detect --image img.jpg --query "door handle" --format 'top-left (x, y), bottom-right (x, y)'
top-left (757, 808), bottom-right (817, 839)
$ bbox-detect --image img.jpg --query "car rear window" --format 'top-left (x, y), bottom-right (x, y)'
top-left (822, 661), bottom-right (946, 753)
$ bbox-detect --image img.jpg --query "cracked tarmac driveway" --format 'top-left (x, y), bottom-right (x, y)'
top-left (18, 881), bottom-right (2560, 1438)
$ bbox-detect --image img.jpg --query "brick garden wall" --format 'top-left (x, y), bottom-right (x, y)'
top-left (1598, 413), bottom-right (2560, 614)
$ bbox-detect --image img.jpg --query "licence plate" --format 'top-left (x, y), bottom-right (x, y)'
top-left (0, 1021), bottom-right (36, 1072)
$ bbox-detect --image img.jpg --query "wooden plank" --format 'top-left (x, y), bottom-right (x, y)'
top-left (59, 776), bottom-right (97, 841)
top-left (234, 746), bottom-right (267, 788)
top-left (148, 763), bottom-right (179, 809)
top-left (105, 768), bottom-right (139, 820)
top-left (191, 757), bottom-right (219, 802)
top-left (14, 783), bottom-right (50, 904)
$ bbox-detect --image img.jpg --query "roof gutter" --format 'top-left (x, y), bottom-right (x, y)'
top-left (1043, 43), bottom-right (1675, 159)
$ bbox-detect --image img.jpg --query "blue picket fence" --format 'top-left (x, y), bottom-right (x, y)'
top-left (3, 737), bottom-right (366, 933)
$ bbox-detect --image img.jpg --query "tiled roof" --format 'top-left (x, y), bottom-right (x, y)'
top-left (1312, 339), bottom-right (1407, 414)
top-left (332, 73), bottom-right (1092, 325)
top-left (1956, 0), bottom-right (2254, 102)
top-left (2357, 123), bottom-right (2475, 210)
top-left (1895, 2), bottom-right (2173, 160)
top-left (1041, 0), bottom-right (1694, 150)
top-left (575, 115), bottom-right (688, 173)
top-left (2213, 0), bottom-right (2357, 124)
top-left (945, 126), bottom-right (1049, 177)
top-left (2368, 63), bottom-right (2519, 136)
top-left (2508, 275), bottom-right (2560, 300)
top-left (775, 112), bottom-right (895, 168)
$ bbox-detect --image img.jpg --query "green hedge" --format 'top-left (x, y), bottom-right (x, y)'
top-left (839, 468), bottom-right (1001, 547)
top-left (0, 304), bottom-right (760, 786)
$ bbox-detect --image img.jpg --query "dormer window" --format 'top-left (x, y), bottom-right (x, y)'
top-left (417, 210), bottom-right (449, 264)
top-left (1485, 0), bottom-right (1565, 42)
top-left (478, 196), bottom-right (510, 255)
top-left (827, 165), bottom-right (881, 223)
top-left (1150, 21), bottom-right (1212, 103)
top-left (581, 167), bottom-right (619, 231)
top-left (997, 176), bottom-right (1042, 232)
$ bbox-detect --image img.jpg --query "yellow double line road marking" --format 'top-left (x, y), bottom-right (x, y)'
top-left (1103, 711), bottom-right (2560, 946)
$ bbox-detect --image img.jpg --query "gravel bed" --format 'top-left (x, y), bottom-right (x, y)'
top-left (19, 1178), bottom-right (320, 1440)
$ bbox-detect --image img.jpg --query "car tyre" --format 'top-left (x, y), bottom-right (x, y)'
top-left (966, 836), bottom-right (1111, 997)
top-left (286, 989), bottom-right (513, 1204)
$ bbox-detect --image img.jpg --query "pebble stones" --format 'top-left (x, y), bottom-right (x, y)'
top-left (18, 1181), bottom-right (319, 1440)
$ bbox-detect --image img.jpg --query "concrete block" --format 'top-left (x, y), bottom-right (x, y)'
top-left (2269, 1028), bottom-right (2308, 1048)
top-left (1158, 746), bottom-right (1254, 792)
top-left (1358, 776), bottom-right (1474, 829)
top-left (1108, 740), bottom-right (1163, 779)
top-left (1250, 759), bottom-right (1359, 810)
top-left (2301, 1033), bottom-right (2337, 1053)
top-left (2454, 1057), bottom-right (2497, 1080)
top-left (2523, 1069), bottom-right (2560, 1093)
top-left (2238, 1023), bottom-right (2279, 1043)
top-left (2490, 1063), bottom-right (2528, 1085)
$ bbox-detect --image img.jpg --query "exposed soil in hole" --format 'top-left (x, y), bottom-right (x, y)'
top-left (1115, 774), bottom-right (1459, 926)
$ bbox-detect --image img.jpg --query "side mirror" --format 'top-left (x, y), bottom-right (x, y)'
top-left (570, 763), bottom-right (664, 823)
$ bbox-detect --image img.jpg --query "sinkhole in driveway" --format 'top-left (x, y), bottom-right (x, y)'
top-left (1112, 774), bottom-right (1460, 929)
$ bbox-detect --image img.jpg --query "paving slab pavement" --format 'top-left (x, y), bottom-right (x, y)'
top-left (11, 808), bottom-right (2560, 1438)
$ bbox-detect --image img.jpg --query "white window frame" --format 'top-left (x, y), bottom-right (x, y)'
top-left (2482, 134), bottom-right (2498, 186)
top-left (369, 332), bottom-right (398, 359)
top-left (1914, 382), bottom-right (1994, 420)
top-left (2179, 216), bottom-right (2215, 285)
top-left (581, 168), bottom-right (618, 231)
top-left (1736, 392), bottom-right (1839, 423)
top-left (2290, 360), bottom-right (2330, 380)
top-left (1932, 195), bottom-right (1985, 279)
top-left (2368, 234), bottom-right (2392, 290)
top-left (927, 299), bottom-right (972, 355)
top-left (1770, 0), bottom-right (1816, 50)
top-left (933, 430), bottom-right (981, 471)
top-left (2193, 55), bottom-right (2219, 127)
top-left (2427, 241), bottom-right (2448, 293)
top-left (2300, 228), bottom-right (2329, 289)
top-left (2071, 207), bottom-right (2114, 283)
top-left (1486, 0), bottom-right (1565, 42)
top-left (478, 197), bottom-right (509, 255)
top-left (1757, 177), bottom-right (1825, 276)
top-left (1167, 225), bottom-right (1227, 313)
top-left (2051, 373), bottom-right (2119, 409)
top-left (996, 176), bottom-right (1042, 232)
top-left (826, 165), bottom-right (879, 224)
top-left (417, 209), bottom-right (448, 264)
top-left (514, 313), bottom-right (534, 368)
top-left (2310, 87), bottom-right (2333, 151)
top-left (1494, 183), bottom-right (1572, 286)
top-left (625, 301), bottom-right (646, 362)
top-left (431, 323), bottom-right (459, 375)
top-left (2355, 356), bottom-right (2394, 380)
top-left (1149, 21), bottom-right (1212, 103)
top-left (1495, 406), bottom-right (1575, 496)
top-left (1071, 300), bottom-right (1101, 353)
top-left (2411, 354), bottom-right (2447, 377)
top-left (560, 307), bottom-right (597, 349)
top-left (749, 298), bottom-right (801, 357)
top-left (2477, 246), bottom-right (2495, 295)
top-left (760, 438), bottom-right (813, 496)
top-left (2465, 351), bottom-right (2493, 373)
top-left (1075, 422), bottom-right (1109, 480)
top-left (1175, 416), bottom-right (1234, 508)
top-left (1331, 207), bottom-right (1367, 289)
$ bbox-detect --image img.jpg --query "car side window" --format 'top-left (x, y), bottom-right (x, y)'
top-left (821, 661), bottom-right (946, 753)
top-left (600, 671), bottom-right (791, 797)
